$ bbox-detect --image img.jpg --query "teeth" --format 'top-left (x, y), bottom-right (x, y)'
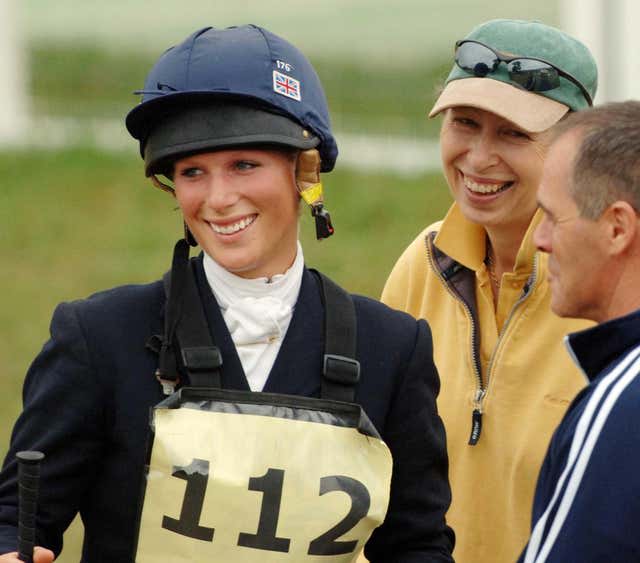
top-left (210, 215), bottom-right (255, 234)
top-left (464, 177), bottom-right (512, 194)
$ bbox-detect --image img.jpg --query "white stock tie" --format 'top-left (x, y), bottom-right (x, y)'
top-left (203, 243), bottom-right (304, 391)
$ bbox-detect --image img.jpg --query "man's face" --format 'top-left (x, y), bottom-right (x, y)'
top-left (534, 131), bottom-right (611, 322)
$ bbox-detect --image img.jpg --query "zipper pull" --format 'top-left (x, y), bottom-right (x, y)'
top-left (468, 388), bottom-right (485, 445)
top-left (468, 409), bottom-right (482, 445)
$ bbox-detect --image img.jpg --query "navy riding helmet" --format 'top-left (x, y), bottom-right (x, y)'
top-left (125, 25), bottom-right (338, 175)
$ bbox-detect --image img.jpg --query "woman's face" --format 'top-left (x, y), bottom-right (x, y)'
top-left (173, 148), bottom-right (300, 279)
top-left (440, 106), bottom-right (551, 232)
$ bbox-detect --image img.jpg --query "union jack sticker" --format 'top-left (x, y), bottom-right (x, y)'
top-left (273, 70), bottom-right (301, 101)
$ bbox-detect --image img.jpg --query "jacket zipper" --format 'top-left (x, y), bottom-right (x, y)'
top-left (484, 253), bottom-right (539, 392)
top-left (426, 237), bottom-right (539, 445)
top-left (425, 239), bottom-right (484, 445)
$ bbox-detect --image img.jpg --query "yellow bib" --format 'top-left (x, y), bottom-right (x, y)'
top-left (135, 388), bottom-right (392, 562)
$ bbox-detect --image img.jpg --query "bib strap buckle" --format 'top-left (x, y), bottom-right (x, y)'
top-left (322, 354), bottom-right (360, 403)
top-left (181, 346), bottom-right (223, 388)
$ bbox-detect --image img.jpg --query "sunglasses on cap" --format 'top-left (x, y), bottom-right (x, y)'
top-left (455, 40), bottom-right (593, 107)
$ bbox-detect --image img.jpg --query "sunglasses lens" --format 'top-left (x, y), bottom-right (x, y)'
top-left (455, 42), bottom-right (498, 77)
top-left (507, 59), bottom-right (560, 92)
top-left (453, 41), bottom-right (590, 104)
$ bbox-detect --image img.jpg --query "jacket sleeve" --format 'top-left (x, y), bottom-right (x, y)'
top-left (0, 301), bottom-right (107, 557)
top-left (365, 319), bottom-right (455, 562)
top-left (521, 381), bottom-right (640, 563)
top-left (380, 243), bottom-right (415, 312)
top-left (380, 226), bottom-right (434, 315)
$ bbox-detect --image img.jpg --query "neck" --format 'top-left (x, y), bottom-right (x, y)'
top-left (484, 216), bottom-right (533, 275)
top-left (596, 258), bottom-right (640, 323)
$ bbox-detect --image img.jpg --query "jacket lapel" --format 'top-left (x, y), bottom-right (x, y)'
top-left (193, 256), bottom-right (251, 391)
top-left (262, 268), bottom-right (324, 397)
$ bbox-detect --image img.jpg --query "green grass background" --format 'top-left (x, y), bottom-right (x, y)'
top-left (1, 43), bottom-right (453, 559)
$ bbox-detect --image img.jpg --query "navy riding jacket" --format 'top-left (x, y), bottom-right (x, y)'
top-left (0, 258), bottom-right (454, 562)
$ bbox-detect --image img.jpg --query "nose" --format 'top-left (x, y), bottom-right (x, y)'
top-left (465, 131), bottom-right (501, 171)
top-left (533, 215), bottom-right (551, 254)
top-left (204, 174), bottom-right (240, 211)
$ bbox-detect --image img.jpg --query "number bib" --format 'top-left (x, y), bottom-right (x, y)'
top-left (134, 388), bottom-right (392, 562)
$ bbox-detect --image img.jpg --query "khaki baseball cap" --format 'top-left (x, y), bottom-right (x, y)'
top-left (429, 19), bottom-right (598, 132)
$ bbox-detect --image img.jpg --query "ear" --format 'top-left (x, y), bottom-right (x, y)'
top-left (604, 201), bottom-right (638, 255)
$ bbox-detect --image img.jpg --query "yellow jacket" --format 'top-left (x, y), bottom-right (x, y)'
top-left (382, 204), bottom-right (591, 563)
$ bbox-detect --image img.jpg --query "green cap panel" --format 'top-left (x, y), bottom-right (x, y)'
top-left (446, 19), bottom-right (597, 112)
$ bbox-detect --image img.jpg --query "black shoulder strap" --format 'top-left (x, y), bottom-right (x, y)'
top-left (157, 243), bottom-right (358, 400)
top-left (157, 239), bottom-right (222, 392)
top-left (310, 269), bottom-right (360, 403)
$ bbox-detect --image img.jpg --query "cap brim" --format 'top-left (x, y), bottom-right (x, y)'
top-left (429, 78), bottom-right (569, 132)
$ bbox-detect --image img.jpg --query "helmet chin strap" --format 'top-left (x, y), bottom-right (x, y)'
top-left (183, 222), bottom-right (198, 247)
top-left (296, 149), bottom-right (334, 239)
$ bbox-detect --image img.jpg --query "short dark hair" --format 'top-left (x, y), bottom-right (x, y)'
top-left (551, 101), bottom-right (640, 219)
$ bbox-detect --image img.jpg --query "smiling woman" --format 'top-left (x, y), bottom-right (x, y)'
top-left (382, 18), bottom-right (599, 563)
top-left (173, 149), bottom-right (300, 280)
top-left (0, 24), bottom-right (454, 563)
top-left (439, 107), bottom-right (549, 239)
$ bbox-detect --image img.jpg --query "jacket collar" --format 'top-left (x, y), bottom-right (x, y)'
top-left (434, 203), bottom-right (542, 275)
top-left (566, 308), bottom-right (640, 381)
